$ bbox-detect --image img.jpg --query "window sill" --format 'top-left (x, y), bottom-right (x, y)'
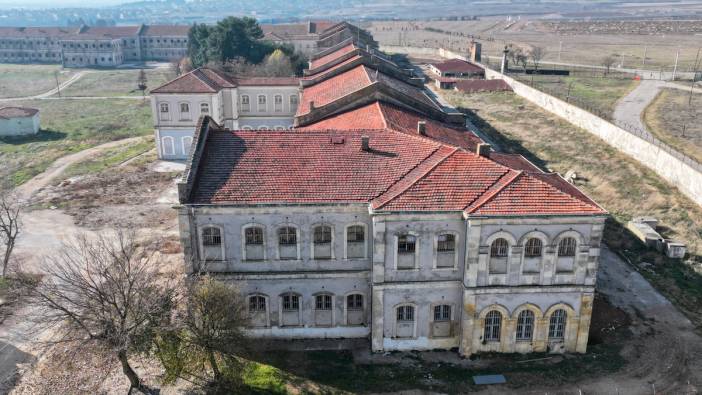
top-left (396, 267), bottom-right (419, 271)
top-left (434, 266), bottom-right (457, 271)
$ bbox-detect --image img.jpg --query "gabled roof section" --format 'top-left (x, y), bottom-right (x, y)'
top-left (309, 42), bottom-right (358, 70)
top-left (0, 106), bottom-right (39, 119)
top-left (431, 58), bottom-right (483, 74)
top-left (151, 68), bottom-right (228, 94)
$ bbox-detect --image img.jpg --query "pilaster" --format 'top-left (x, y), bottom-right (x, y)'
top-left (372, 217), bottom-right (386, 284)
top-left (371, 287), bottom-right (385, 352)
top-left (575, 293), bottom-right (594, 353)
top-left (459, 291), bottom-right (477, 356)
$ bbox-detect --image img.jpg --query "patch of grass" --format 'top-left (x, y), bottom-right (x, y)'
top-left (62, 138), bottom-right (154, 178)
top-left (446, 90), bottom-right (702, 329)
top-left (0, 99), bottom-right (152, 186)
top-left (643, 87), bottom-right (702, 164)
top-left (58, 68), bottom-right (175, 97)
top-left (0, 64), bottom-right (75, 98)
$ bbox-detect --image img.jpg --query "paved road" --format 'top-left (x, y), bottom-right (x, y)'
top-left (613, 79), bottom-right (702, 133)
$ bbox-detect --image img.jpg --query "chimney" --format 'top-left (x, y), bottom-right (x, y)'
top-left (417, 121), bottom-right (427, 136)
top-left (309, 100), bottom-right (315, 111)
top-left (476, 143), bottom-right (491, 157)
top-left (361, 135), bottom-right (370, 151)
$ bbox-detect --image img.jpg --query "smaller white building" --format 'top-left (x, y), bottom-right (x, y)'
top-left (0, 107), bottom-right (40, 136)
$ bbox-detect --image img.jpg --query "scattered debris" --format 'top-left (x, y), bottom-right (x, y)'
top-left (626, 217), bottom-right (686, 259)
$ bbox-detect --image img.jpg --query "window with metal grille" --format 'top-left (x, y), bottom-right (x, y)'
top-left (282, 294), bottom-right (299, 311)
top-left (396, 305), bottom-right (414, 321)
top-left (490, 238), bottom-right (509, 257)
top-left (314, 225), bottom-right (332, 244)
top-left (549, 309), bottom-right (567, 339)
top-left (278, 227), bottom-right (297, 245)
top-left (248, 295), bottom-right (266, 312)
top-left (202, 227), bottom-right (221, 246)
top-left (484, 310), bottom-right (502, 341)
top-left (347, 225), bottom-right (365, 242)
top-left (516, 310), bottom-right (535, 341)
top-left (160, 103), bottom-right (169, 113)
top-left (558, 237), bottom-right (577, 257)
top-left (524, 238), bottom-right (543, 257)
top-left (200, 103), bottom-right (209, 114)
top-left (274, 95), bottom-right (283, 112)
top-left (290, 94), bottom-right (298, 111)
top-left (241, 95), bottom-right (250, 112)
top-left (245, 227), bottom-right (263, 245)
top-left (437, 234), bottom-right (455, 252)
top-left (397, 235), bottom-right (416, 253)
top-left (315, 294), bottom-right (332, 310)
top-left (180, 103), bottom-right (189, 113)
top-left (433, 305), bottom-right (451, 321)
top-left (347, 294), bottom-right (363, 310)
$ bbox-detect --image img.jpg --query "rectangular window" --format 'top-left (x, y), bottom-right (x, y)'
top-left (179, 103), bottom-right (190, 119)
top-left (245, 227), bottom-right (263, 245)
top-left (433, 305), bottom-right (451, 321)
top-left (200, 103), bottom-right (209, 114)
top-left (290, 95), bottom-right (298, 112)
top-left (437, 234), bottom-right (455, 252)
top-left (274, 95), bottom-right (283, 112)
top-left (315, 295), bottom-right (332, 310)
top-left (160, 103), bottom-right (169, 113)
top-left (257, 95), bottom-right (266, 112)
top-left (347, 294), bottom-right (363, 310)
top-left (398, 235), bottom-right (416, 253)
top-left (283, 295), bottom-right (299, 311)
top-left (241, 95), bottom-right (250, 112)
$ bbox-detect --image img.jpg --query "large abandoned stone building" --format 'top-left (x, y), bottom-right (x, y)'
top-left (174, 25), bottom-right (607, 356)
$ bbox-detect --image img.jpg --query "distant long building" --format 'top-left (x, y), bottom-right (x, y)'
top-left (0, 24), bottom-right (190, 67)
top-left (0, 21), bottom-right (375, 67)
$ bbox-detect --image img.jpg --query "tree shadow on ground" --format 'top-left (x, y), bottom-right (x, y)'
top-left (0, 340), bottom-right (36, 393)
top-left (0, 129), bottom-right (67, 145)
top-left (455, 105), bottom-right (551, 171)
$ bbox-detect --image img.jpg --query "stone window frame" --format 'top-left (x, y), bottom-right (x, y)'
top-left (240, 95), bottom-right (250, 112)
top-left (518, 230), bottom-right (549, 274)
top-left (393, 303), bottom-right (418, 339)
top-left (512, 303), bottom-right (542, 342)
top-left (478, 304), bottom-right (510, 345)
top-left (241, 223), bottom-right (267, 261)
top-left (343, 292), bottom-right (365, 326)
top-left (433, 231), bottom-right (460, 270)
top-left (257, 94), bottom-right (267, 112)
top-left (161, 136), bottom-right (175, 156)
top-left (553, 230), bottom-right (585, 274)
top-left (545, 303), bottom-right (575, 342)
top-left (289, 94), bottom-right (299, 112)
top-left (200, 102), bottom-right (209, 114)
top-left (429, 302), bottom-right (455, 338)
top-left (275, 224), bottom-right (301, 261)
top-left (310, 223), bottom-right (335, 260)
top-left (181, 136), bottom-right (193, 157)
top-left (178, 102), bottom-right (191, 120)
top-left (247, 293), bottom-right (270, 328)
top-left (343, 223), bottom-right (368, 260)
top-left (485, 231), bottom-right (517, 275)
top-left (393, 231), bottom-right (420, 271)
top-left (278, 292), bottom-right (303, 327)
top-left (198, 224), bottom-right (225, 261)
top-left (274, 94), bottom-right (283, 112)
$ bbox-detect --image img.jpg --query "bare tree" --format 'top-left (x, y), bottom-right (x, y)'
top-left (529, 46), bottom-right (546, 71)
top-left (517, 53), bottom-right (528, 71)
top-left (0, 190), bottom-right (21, 278)
top-left (156, 276), bottom-right (248, 389)
top-left (137, 69), bottom-right (147, 99)
top-left (602, 55), bottom-right (616, 76)
top-left (30, 230), bottom-right (177, 392)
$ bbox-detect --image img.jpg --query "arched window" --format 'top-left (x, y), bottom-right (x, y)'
top-left (484, 310), bottom-right (502, 341)
top-left (274, 94), bottom-right (283, 112)
top-left (433, 304), bottom-right (451, 321)
top-left (558, 237), bottom-right (577, 257)
top-left (248, 295), bottom-right (266, 312)
top-left (516, 310), bottom-right (534, 341)
top-left (159, 102), bottom-right (169, 115)
top-left (346, 225), bottom-right (365, 259)
top-left (277, 226), bottom-right (298, 260)
top-left (240, 95), bottom-right (250, 112)
top-left (179, 102), bottom-right (190, 120)
top-left (200, 102), bottom-right (209, 114)
top-left (489, 238), bottom-right (509, 274)
top-left (397, 305), bottom-right (414, 321)
top-left (257, 95), bottom-right (267, 112)
top-left (244, 226), bottom-right (264, 261)
top-left (161, 136), bottom-right (175, 156)
top-left (315, 294), bottom-right (332, 310)
top-left (432, 304), bottom-right (452, 337)
top-left (549, 309), bottom-right (567, 340)
top-left (436, 233), bottom-right (456, 268)
top-left (524, 238), bottom-right (542, 257)
top-left (280, 293), bottom-right (300, 326)
top-left (282, 293), bottom-right (299, 311)
top-left (200, 226), bottom-right (223, 261)
top-left (490, 238), bottom-right (508, 257)
top-left (346, 294), bottom-right (364, 325)
top-left (314, 293), bottom-right (333, 327)
top-left (290, 94), bottom-right (299, 112)
top-left (397, 234), bottom-right (417, 269)
top-left (181, 136), bottom-right (193, 157)
top-left (313, 225), bottom-right (332, 259)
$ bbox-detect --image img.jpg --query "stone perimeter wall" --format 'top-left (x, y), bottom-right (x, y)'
top-left (381, 43), bottom-right (702, 207)
top-left (482, 67), bottom-right (702, 207)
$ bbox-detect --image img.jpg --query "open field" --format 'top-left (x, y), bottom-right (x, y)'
top-left (367, 19), bottom-right (702, 73)
top-left (0, 98), bottom-right (152, 186)
top-left (56, 68), bottom-right (175, 97)
top-left (0, 64), bottom-right (76, 99)
top-left (644, 87), bottom-right (702, 164)
top-left (445, 90), bottom-right (702, 328)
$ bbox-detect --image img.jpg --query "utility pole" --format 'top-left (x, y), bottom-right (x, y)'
top-left (672, 49), bottom-right (680, 81)
top-left (558, 40), bottom-right (562, 62)
top-left (54, 71), bottom-right (61, 98)
top-left (642, 45), bottom-right (647, 65)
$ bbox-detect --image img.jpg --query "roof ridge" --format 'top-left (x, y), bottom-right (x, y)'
top-left (465, 169), bottom-right (523, 214)
top-left (373, 145), bottom-right (458, 209)
top-left (192, 68), bottom-right (222, 91)
top-left (528, 172), bottom-right (607, 212)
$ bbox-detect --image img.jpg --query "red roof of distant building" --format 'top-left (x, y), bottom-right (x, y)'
top-left (310, 43), bottom-right (358, 69)
top-left (141, 25), bottom-right (191, 36)
top-left (431, 59), bottom-right (483, 74)
top-left (455, 79), bottom-right (511, 93)
top-left (236, 77), bottom-right (299, 86)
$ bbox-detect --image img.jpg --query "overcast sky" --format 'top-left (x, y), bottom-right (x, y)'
top-left (0, 0), bottom-right (127, 7)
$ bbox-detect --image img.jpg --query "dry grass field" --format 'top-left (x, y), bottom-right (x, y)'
top-left (644, 87), bottom-right (702, 164)
top-left (444, 90), bottom-right (702, 327)
top-left (57, 68), bottom-right (175, 97)
top-left (0, 64), bottom-right (76, 98)
top-left (367, 19), bottom-right (702, 73)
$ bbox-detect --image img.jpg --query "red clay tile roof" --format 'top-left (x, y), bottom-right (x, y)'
top-left (431, 59), bottom-right (484, 74)
top-left (0, 107), bottom-right (39, 119)
top-left (310, 43), bottom-right (358, 69)
top-left (455, 79), bottom-right (511, 93)
top-left (236, 77), bottom-right (300, 86)
top-left (300, 101), bottom-right (483, 151)
top-left (297, 65), bottom-right (440, 116)
top-left (141, 25), bottom-right (191, 36)
top-left (187, 119), bottom-right (605, 216)
top-left (0, 26), bottom-right (77, 37)
top-left (151, 68), bottom-right (297, 93)
top-left (303, 55), bottom-right (364, 80)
